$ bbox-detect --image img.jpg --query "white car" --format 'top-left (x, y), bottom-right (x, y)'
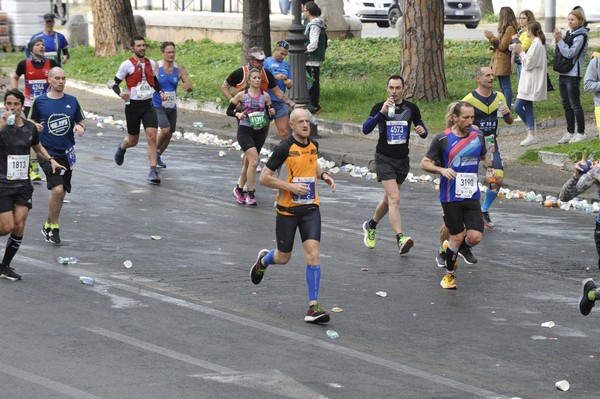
top-left (344, 0), bottom-right (392, 28)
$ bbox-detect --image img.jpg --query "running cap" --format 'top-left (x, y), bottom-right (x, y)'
top-left (43, 13), bottom-right (55, 21)
top-left (249, 47), bottom-right (266, 60)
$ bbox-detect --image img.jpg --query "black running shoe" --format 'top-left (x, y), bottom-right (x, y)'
top-left (482, 211), bottom-right (494, 229)
top-left (580, 278), bottom-right (597, 316)
top-left (304, 302), bottom-right (330, 323)
top-left (458, 247), bottom-right (478, 264)
top-left (48, 228), bottom-right (61, 244)
top-left (114, 144), bottom-right (126, 165)
top-left (0, 265), bottom-right (22, 281)
top-left (250, 249), bottom-right (269, 285)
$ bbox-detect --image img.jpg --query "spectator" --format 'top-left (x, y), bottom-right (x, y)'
top-left (512, 10), bottom-right (536, 79)
top-left (584, 52), bottom-right (600, 137)
top-left (303, 1), bottom-right (327, 114)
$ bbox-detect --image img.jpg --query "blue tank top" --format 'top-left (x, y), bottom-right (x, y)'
top-left (152, 61), bottom-right (179, 108)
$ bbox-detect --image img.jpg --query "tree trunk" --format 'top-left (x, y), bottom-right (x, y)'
top-left (401, 0), bottom-right (447, 101)
top-left (90, 0), bottom-right (137, 57)
top-left (477, 0), bottom-right (494, 17)
top-left (242, 0), bottom-right (272, 63)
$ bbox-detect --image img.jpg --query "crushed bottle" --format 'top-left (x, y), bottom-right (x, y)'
top-left (58, 256), bottom-right (79, 265)
top-left (326, 329), bottom-right (339, 339)
top-left (79, 276), bottom-right (95, 285)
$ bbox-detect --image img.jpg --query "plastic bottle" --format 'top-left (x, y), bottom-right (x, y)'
top-left (79, 276), bottom-right (95, 285)
top-left (525, 192), bottom-right (536, 202)
top-left (387, 105), bottom-right (395, 119)
top-left (543, 200), bottom-right (560, 207)
top-left (496, 100), bottom-right (503, 119)
top-left (326, 329), bottom-right (340, 339)
top-left (486, 168), bottom-right (497, 191)
top-left (58, 256), bottom-right (79, 265)
top-left (6, 113), bottom-right (15, 126)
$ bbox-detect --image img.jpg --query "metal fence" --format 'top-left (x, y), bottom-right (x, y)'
top-left (131, 0), bottom-right (243, 12)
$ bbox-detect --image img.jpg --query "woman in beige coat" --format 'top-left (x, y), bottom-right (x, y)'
top-left (513, 21), bottom-right (547, 146)
top-left (484, 7), bottom-right (518, 109)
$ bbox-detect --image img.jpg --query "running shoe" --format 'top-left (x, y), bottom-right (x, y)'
top-left (362, 221), bottom-right (376, 249)
top-left (156, 151), bottom-right (167, 168)
top-left (569, 133), bottom-right (587, 143)
top-left (233, 186), bottom-right (246, 205)
top-left (250, 249), bottom-right (269, 285)
top-left (397, 234), bottom-right (413, 254)
top-left (458, 247), bottom-right (478, 264)
top-left (114, 144), bottom-right (126, 165)
top-left (440, 273), bottom-right (456, 289)
top-left (147, 170), bottom-right (161, 184)
top-left (436, 248), bottom-right (446, 268)
top-left (246, 190), bottom-right (257, 206)
top-left (48, 228), bottom-right (61, 244)
top-left (41, 223), bottom-right (51, 242)
top-left (580, 278), bottom-right (597, 316)
top-left (558, 132), bottom-right (574, 144)
top-left (482, 211), bottom-right (494, 229)
top-left (0, 265), bottom-right (21, 281)
top-left (304, 302), bottom-right (330, 323)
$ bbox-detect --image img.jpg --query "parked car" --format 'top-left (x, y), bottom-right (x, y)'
top-left (344, 0), bottom-right (392, 28)
top-left (388, 0), bottom-right (480, 29)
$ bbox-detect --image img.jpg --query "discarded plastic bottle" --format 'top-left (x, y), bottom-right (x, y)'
top-left (79, 276), bottom-right (95, 285)
top-left (543, 200), bottom-right (560, 207)
top-left (497, 100), bottom-right (503, 119)
top-left (192, 121), bottom-right (204, 128)
top-left (326, 329), bottom-right (339, 339)
top-left (486, 168), bottom-right (497, 191)
top-left (58, 256), bottom-right (79, 265)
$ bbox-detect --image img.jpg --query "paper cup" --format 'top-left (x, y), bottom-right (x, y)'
top-left (555, 380), bottom-right (569, 391)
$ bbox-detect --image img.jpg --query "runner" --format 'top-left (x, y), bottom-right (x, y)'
top-left (249, 108), bottom-right (336, 323)
top-left (361, 75), bottom-right (428, 255)
top-left (153, 41), bottom-right (193, 168)
top-left (420, 101), bottom-right (495, 289)
top-left (0, 88), bottom-right (64, 280)
top-left (110, 36), bottom-right (166, 184)
top-left (27, 13), bottom-right (70, 67)
top-left (264, 41), bottom-right (293, 140)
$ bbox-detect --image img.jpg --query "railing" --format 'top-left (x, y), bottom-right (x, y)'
top-left (131, 0), bottom-right (243, 12)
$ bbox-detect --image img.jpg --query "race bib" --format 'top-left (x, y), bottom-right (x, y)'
top-left (162, 91), bottom-right (177, 108)
top-left (455, 172), bottom-right (477, 198)
top-left (248, 111), bottom-right (267, 130)
top-left (132, 80), bottom-right (153, 100)
top-left (386, 120), bottom-right (408, 145)
top-left (291, 177), bottom-right (316, 204)
top-left (7, 155), bottom-right (29, 180)
top-left (29, 79), bottom-right (48, 99)
top-left (65, 146), bottom-right (76, 169)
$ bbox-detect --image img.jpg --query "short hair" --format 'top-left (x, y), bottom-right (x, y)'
top-left (4, 88), bottom-right (24, 105)
top-left (27, 37), bottom-right (44, 52)
top-left (387, 75), bottom-right (405, 86)
top-left (130, 35), bottom-right (145, 47)
top-left (161, 41), bottom-right (175, 52)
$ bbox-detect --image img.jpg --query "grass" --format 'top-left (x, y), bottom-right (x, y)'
top-left (1, 36), bottom-right (599, 161)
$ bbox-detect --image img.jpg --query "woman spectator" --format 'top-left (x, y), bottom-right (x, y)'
top-left (513, 21), bottom-right (547, 146)
top-left (555, 8), bottom-right (589, 144)
top-left (484, 7), bottom-right (518, 109)
top-left (512, 10), bottom-right (536, 79)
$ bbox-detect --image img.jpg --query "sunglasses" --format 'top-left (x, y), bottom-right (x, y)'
top-left (276, 41), bottom-right (289, 50)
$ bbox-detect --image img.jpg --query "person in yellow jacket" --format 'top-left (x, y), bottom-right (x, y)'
top-left (512, 10), bottom-right (535, 79)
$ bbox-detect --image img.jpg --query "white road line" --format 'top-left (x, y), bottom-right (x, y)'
top-left (25, 256), bottom-right (509, 399)
top-left (0, 362), bottom-right (104, 399)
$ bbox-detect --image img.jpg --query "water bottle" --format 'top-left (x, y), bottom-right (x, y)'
top-left (79, 276), bottom-right (95, 285)
top-left (326, 329), bottom-right (339, 339)
top-left (496, 100), bottom-right (503, 119)
top-left (6, 112), bottom-right (15, 126)
top-left (387, 105), bottom-right (396, 119)
top-left (58, 256), bottom-right (79, 265)
top-left (486, 168), bottom-right (497, 191)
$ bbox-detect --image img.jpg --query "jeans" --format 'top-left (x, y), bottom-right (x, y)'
top-left (497, 75), bottom-right (512, 109)
top-left (559, 75), bottom-right (585, 134)
top-left (516, 63), bottom-right (522, 80)
top-left (514, 98), bottom-right (535, 130)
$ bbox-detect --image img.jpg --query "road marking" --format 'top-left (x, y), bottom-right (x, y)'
top-left (25, 256), bottom-right (509, 398)
top-left (0, 362), bottom-right (104, 399)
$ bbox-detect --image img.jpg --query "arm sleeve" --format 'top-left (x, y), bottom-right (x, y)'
top-left (415, 120), bottom-right (428, 138)
top-left (112, 77), bottom-right (122, 96)
top-left (362, 103), bottom-right (383, 134)
top-left (226, 101), bottom-right (238, 117)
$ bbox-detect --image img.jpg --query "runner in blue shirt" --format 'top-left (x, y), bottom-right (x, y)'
top-left (26, 13), bottom-right (69, 67)
top-left (264, 41), bottom-right (293, 140)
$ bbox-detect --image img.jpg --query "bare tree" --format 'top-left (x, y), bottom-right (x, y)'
top-left (90, 0), bottom-right (137, 57)
top-left (242, 0), bottom-right (271, 63)
top-left (401, 0), bottom-right (447, 101)
top-left (478, 0), bottom-right (494, 17)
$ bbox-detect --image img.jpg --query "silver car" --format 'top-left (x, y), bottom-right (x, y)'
top-left (444, 0), bottom-right (481, 29)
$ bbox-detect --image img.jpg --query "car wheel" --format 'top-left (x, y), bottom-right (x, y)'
top-left (465, 23), bottom-right (479, 29)
top-left (377, 21), bottom-right (390, 28)
top-left (388, 8), bottom-right (401, 28)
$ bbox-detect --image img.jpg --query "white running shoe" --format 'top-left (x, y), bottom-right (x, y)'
top-left (569, 133), bottom-right (587, 143)
top-left (557, 133), bottom-right (574, 144)
top-left (520, 135), bottom-right (539, 146)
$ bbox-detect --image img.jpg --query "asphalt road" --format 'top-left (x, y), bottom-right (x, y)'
top-left (0, 118), bottom-right (599, 398)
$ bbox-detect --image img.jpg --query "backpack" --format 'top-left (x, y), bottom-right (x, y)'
top-left (553, 32), bottom-right (587, 74)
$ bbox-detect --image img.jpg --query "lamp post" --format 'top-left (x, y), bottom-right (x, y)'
top-left (285, 0), bottom-right (319, 137)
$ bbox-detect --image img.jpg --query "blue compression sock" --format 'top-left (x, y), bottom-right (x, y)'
top-left (262, 249), bottom-right (276, 266)
top-left (482, 190), bottom-right (498, 212)
top-left (306, 265), bottom-right (321, 302)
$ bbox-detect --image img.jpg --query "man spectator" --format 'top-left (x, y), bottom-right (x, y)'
top-left (26, 13), bottom-right (70, 67)
top-left (264, 41), bottom-right (294, 140)
top-left (29, 67), bottom-right (85, 245)
top-left (110, 36), bottom-right (166, 184)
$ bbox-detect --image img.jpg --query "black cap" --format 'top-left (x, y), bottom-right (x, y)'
top-left (43, 13), bottom-right (55, 21)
